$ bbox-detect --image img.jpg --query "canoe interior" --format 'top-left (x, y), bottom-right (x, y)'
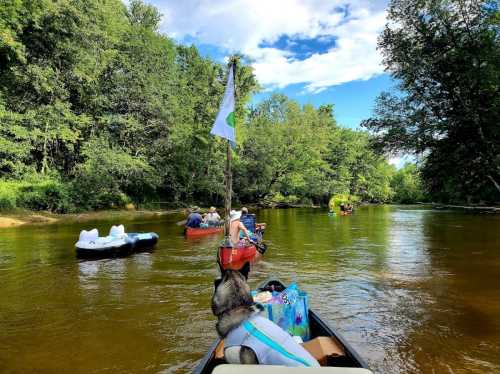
top-left (194, 280), bottom-right (368, 373)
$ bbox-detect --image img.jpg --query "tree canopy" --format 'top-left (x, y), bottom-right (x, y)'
top-left (362, 0), bottom-right (500, 203)
top-left (0, 0), bottom-right (423, 212)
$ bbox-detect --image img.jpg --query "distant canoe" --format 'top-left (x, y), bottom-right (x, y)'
top-left (185, 226), bottom-right (224, 237)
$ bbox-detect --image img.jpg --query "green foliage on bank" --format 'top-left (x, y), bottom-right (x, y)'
top-left (391, 164), bottom-right (426, 204)
top-left (0, 176), bottom-right (73, 212)
top-left (0, 0), bottom-right (427, 212)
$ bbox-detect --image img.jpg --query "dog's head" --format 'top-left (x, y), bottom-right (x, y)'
top-left (211, 262), bottom-right (252, 318)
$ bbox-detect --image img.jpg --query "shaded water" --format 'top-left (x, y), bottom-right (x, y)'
top-left (1, 206), bottom-right (500, 373)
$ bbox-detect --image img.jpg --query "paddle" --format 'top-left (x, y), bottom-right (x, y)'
top-left (176, 219), bottom-right (187, 226)
top-left (250, 240), bottom-right (267, 254)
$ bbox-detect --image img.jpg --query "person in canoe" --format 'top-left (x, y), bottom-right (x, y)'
top-left (185, 206), bottom-right (203, 228)
top-left (203, 206), bottom-right (222, 227)
top-left (240, 207), bottom-right (265, 241)
top-left (346, 203), bottom-right (353, 214)
top-left (340, 203), bottom-right (346, 214)
top-left (229, 210), bottom-right (251, 245)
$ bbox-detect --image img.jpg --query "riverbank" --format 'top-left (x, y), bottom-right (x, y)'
top-left (417, 202), bottom-right (500, 213)
top-left (3, 201), bottom-right (497, 229)
top-left (0, 209), bottom-right (184, 229)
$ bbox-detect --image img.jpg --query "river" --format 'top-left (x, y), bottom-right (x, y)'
top-left (0, 206), bottom-right (499, 373)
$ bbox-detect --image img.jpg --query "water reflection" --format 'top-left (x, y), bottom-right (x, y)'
top-left (0, 207), bottom-right (500, 373)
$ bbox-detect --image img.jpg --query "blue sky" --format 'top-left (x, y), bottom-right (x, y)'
top-left (137, 1), bottom-right (408, 166)
top-left (251, 75), bottom-right (395, 129)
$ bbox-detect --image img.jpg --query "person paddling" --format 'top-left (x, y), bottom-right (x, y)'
top-left (229, 210), bottom-right (251, 245)
top-left (186, 206), bottom-right (203, 228)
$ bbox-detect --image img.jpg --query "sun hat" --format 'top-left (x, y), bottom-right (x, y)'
top-left (241, 207), bottom-right (248, 214)
top-left (191, 206), bottom-right (200, 212)
top-left (229, 210), bottom-right (242, 222)
top-left (209, 206), bottom-right (216, 212)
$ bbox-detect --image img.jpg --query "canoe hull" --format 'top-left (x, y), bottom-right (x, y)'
top-left (185, 227), bottom-right (224, 237)
top-left (218, 244), bottom-right (259, 271)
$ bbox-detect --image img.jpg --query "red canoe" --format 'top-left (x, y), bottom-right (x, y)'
top-left (185, 226), bottom-right (224, 237)
top-left (218, 244), bottom-right (262, 270)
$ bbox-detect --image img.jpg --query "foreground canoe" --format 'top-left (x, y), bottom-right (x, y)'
top-left (185, 226), bottom-right (224, 237)
top-left (194, 279), bottom-right (369, 373)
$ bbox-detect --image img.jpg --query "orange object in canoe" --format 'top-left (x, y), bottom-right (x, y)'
top-left (185, 226), bottom-right (224, 237)
top-left (218, 244), bottom-right (259, 271)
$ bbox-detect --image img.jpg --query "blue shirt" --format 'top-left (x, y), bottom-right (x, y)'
top-left (186, 212), bottom-right (202, 228)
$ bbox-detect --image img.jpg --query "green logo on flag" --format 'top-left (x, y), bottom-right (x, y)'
top-left (226, 112), bottom-right (235, 128)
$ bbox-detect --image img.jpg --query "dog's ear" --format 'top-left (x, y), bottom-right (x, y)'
top-left (238, 262), bottom-right (250, 280)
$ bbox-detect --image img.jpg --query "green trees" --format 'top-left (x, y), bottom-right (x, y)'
top-left (234, 94), bottom-right (399, 205)
top-left (391, 163), bottom-right (425, 203)
top-left (235, 95), bottom-right (331, 204)
top-left (0, 0), bottom-right (259, 210)
top-left (362, 0), bottom-right (500, 203)
top-left (0, 0), bottom-right (427, 212)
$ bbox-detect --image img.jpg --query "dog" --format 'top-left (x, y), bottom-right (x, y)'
top-left (212, 263), bottom-right (320, 367)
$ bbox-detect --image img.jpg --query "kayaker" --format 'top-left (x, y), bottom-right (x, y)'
top-left (229, 210), bottom-right (251, 245)
top-left (346, 203), bottom-right (353, 213)
top-left (185, 206), bottom-right (203, 228)
top-left (204, 206), bottom-right (221, 226)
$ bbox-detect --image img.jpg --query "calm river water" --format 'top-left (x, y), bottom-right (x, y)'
top-left (1, 206), bottom-right (499, 373)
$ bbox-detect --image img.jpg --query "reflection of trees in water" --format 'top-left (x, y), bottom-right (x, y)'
top-left (78, 258), bottom-right (127, 300)
top-left (343, 207), bottom-right (434, 373)
top-left (394, 211), bottom-right (500, 373)
top-left (257, 206), bottom-right (423, 373)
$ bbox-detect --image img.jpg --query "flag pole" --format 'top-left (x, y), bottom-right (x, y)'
top-left (224, 139), bottom-right (232, 239)
top-left (224, 61), bottom-right (235, 243)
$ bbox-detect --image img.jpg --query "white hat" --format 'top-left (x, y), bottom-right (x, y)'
top-left (229, 210), bottom-right (242, 222)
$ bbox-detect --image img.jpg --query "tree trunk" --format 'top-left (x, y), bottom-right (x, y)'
top-left (41, 121), bottom-right (49, 174)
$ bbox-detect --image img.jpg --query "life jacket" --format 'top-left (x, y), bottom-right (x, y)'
top-left (224, 315), bottom-right (319, 367)
top-left (240, 214), bottom-right (256, 233)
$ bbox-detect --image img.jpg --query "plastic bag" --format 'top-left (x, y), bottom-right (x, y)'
top-left (259, 283), bottom-right (311, 341)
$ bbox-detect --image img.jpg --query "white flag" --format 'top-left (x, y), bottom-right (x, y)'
top-left (210, 66), bottom-right (235, 144)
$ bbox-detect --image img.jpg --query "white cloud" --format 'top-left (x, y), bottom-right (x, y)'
top-left (154, 0), bottom-right (387, 92)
